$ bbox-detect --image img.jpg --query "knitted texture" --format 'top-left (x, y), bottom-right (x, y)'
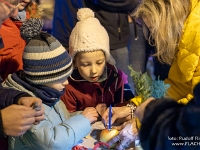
top-left (69, 8), bottom-right (115, 65)
top-left (20, 18), bottom-right (73, 85)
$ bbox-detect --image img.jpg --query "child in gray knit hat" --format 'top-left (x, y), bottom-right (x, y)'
top-left (2, 18), bottom-right (98, 150)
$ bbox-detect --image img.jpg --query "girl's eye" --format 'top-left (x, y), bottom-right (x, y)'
top-left (97, 62), bottom-right (103, 65)
top-left (82, 64), bottom-right (89, 67)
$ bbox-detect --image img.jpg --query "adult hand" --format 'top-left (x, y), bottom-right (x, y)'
top-left (1, 105), bottom-right (37, 136)
top-left (82, 107), bottom-right (99, 123)
top-left (135, 97), bottom-right (155, 122)
top-left (18, 97), bottom-right (45, 125)
top-left (108, 119), bottom-right (139, 150)
top-left (102, 106), bottom-right (130, 125)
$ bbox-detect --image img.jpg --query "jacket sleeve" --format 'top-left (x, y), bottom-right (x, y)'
top-left (139, 98), bottom-right (183, 150)
top-left (114, 70), bottom-right (135, 104)
top-left (21, 112), bottom-right (91, 149)
top-left (0, 80), bottom-right (31, 109)
top-left (0, 110), bottom-right (6, 138)
top-left (140, 90), bottom-right (200, 150)
top-left (90, 0), bottom-right (140, 12)
top-left (0, 19), bottom-right (26, 80)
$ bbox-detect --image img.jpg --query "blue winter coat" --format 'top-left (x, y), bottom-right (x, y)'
top-left (3, 73), bottom-right (91, 150)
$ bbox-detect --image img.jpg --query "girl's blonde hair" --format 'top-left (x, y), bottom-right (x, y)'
top-left (26, 1), bottom-right (42, 19)
top-left (133, 0), bottom-right (191, 65)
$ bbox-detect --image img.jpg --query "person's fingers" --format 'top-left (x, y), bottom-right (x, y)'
top-left (35, 114), bottom-right (45, 123)
top-left (102, 108), bottom-right (109, 120)
top-left (23, 109), bottom-right (37, 118)
top-left (16, 125), bottom-right (32, 136)
top-left (23, 117), bottom-right (36, 125)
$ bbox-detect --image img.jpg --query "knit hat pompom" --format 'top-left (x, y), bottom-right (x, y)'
top-left (69, 8), bottom-right (115, 65)
top-left (77, 8), bottom-right (94, 21)
top-left (20, 18), bottom-right (44, 42)
top-left (22, 19), bottom-right (73, 85)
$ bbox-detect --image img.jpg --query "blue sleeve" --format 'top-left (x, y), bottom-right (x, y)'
top-left (52, 0), bottom-right (85, 49)
top-left (22, 114), bottom-right (91, 150)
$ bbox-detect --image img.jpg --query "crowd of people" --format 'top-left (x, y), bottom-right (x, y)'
top-left (0, 0), bottom-right (200, 150)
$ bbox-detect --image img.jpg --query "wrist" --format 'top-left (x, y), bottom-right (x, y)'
top-left (126, 102), bottom-right (137, 119)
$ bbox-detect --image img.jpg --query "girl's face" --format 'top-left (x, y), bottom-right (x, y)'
top-left (74, 50), bottom-right (106, 82)
top-left (44, 79), bottom-right (69, 92)
top-left (17, 0), bottom-right (31, 11)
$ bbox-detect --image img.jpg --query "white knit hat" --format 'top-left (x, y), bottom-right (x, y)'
top-left (69, 8), bottom-right (115, 65)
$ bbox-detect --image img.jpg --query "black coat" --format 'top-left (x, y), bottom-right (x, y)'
top-left (140, 83), bottom-right (200, 150)
top-left (52, 0), bottom-right (140, 50)
top-left (0, 78), bottom-right (30, 137)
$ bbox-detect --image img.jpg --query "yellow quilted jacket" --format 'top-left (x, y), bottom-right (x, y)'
top-left (165, 0), bottom-right (200, 104)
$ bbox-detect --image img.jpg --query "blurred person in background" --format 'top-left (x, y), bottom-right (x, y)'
top-left (52, 0), bottom-right (140, 93)
top-left (0, 1), bottom-right (44, 150)
top-left (0, 0), bottom-right (42, 80)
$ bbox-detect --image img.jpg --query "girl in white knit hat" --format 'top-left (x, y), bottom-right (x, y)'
top-left (61, 8), bottom-right (135, 121)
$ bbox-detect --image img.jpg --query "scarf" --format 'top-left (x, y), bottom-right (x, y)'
top-left (3, 71), bottom-right (64, 107)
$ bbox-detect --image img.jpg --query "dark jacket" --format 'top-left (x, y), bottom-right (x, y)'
top-left (52, 0), bottom-right (140, 50)
top-left (0, 78), bottom-right (30, 138)
top-left (61, 64), bottom-right (134, 112)
top-left (140, 83), bottom-right (200, 150)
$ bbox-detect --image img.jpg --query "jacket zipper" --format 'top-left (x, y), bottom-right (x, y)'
top-left (117, 13), bottom-right (121, 40)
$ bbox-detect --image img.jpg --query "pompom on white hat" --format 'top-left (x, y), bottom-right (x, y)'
top-left (69, 8), bottom-right (115, 65)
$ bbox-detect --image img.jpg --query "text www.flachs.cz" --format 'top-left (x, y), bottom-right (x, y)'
top-left (172, 142), bottom-right (200, 146)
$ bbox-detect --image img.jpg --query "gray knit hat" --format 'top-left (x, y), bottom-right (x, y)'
top-left (20, 18), bottom-right (73, 85)
top-left (69, 8), bottom-right (115, 65)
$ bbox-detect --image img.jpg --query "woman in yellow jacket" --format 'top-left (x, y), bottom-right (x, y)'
top-left (102, 0), bottom-right (200, 149)
top-left (134, 0), bottom-right (200, 104)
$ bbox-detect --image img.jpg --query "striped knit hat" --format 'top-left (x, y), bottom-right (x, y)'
top-left (20, 18), bottom-right (73, 85)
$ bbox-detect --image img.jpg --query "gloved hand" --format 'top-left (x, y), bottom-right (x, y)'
top-left (107, 118), bottom-right (139, 150)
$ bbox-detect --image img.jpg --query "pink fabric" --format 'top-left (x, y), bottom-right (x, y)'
top-left (121, 71), bottom-right (128, 84)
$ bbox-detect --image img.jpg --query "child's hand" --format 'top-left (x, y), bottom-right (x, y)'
top-left (82, 107), bottom-right (99, 123)
top-left (95, 103), bottom-right (107, 116)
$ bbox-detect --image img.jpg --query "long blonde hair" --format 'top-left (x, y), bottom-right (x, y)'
top-left (133, 0), bottom-right (191, 65)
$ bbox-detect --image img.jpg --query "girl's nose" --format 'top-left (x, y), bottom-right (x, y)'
top-left (91, 65), bottom-right (97, 74)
